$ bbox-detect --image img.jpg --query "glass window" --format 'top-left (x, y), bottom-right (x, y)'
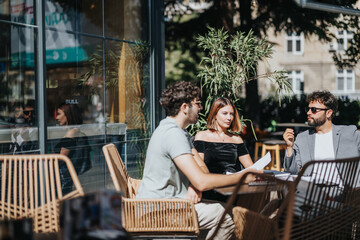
top-left (0, 0), bottom-right (152, 192)
top-left (0, 0), bottom-right (35, 24)
top-left (45, 0), bottom-right (103, 35)
top-left (287, 40), bottom-right (292, 52)
top-left (45, 0), bottom-right (76, 31)
top-left (285, 32), bottom-right (304, 55)
top-left (336, 69), bottom-right (354, 92)
top-left (104, 0), bottom-right (149, 41)
top-left (77, 0), bottom-right (103, 35)
top-left (104, 40), bottom-right (151, 177)
top-left (336, 30), bottom-right (353, 51)
top-left (287, 70), bottom-right (304, 95)
top-left (0, 22), bottom-right (39, 155)
top-left (45, 28), bottom-right (107, 192)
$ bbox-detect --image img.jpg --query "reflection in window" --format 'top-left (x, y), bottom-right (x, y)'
top-left (337, 69), bottom-right (354, 92)
top-left (0, 0), bottom-right (35, 24)
top-left (0, 0), bottom-right (151, 189)
top-left (286, 32), bottom-right (304, 55)
top-left (0, 22), bottom-right (39, 154)
top-left (104, 0), bottom-right (148, 41)
top-left (287, 70), bottom-right (304, 95)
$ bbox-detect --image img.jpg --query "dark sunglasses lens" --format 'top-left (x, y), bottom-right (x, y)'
top-left (305, 107), bottom-right (316, 113)
top-left (24, 110), bottom-right (34, 115)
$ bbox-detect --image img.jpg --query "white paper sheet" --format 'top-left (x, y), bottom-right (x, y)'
top-left (226, 152), bottom-right (271, 175)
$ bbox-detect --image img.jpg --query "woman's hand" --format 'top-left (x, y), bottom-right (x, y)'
top-left (186, 185), bottom-right (202, 204)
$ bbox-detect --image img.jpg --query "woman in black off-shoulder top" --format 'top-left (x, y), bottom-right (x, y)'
top-left (194, 97), bottom-right (253, 201)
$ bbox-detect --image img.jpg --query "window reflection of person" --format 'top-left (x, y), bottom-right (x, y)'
top-left (10, 101), bottom-right (38, 154)
top-left (55, 102), bottom-right (91, 194)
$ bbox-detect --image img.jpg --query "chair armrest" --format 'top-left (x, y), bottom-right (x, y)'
top-left (127, 178), bottom-right (141, 198)
top-left (121, 197), bottom-right (199, 234)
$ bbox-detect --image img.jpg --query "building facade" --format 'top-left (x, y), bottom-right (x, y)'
top-left (0, 0), bottom-right (165, 192)
top-left (258, 29), bottom-right (360, 100)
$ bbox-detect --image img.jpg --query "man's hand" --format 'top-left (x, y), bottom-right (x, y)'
top-left (283, 128), bottom-right (295, 147)
top-left (186, 185), bottom-right (202, 204)
top-left (240, 168), bottom-right (262, 183)
top-left (283, 128), bottom-right (295, 156)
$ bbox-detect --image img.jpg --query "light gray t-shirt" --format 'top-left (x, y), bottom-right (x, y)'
top-left (136, 117), bottom-right (193, 199)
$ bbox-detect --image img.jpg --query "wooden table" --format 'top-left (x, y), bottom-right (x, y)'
top-left (215, 183), bottom-right (279, 196)
top-left (276, 122), bottom-right (313, 135)
top-left (276, 122), bottom-right (309, 128)
top-left (214, 183), bottom-right (283, 212)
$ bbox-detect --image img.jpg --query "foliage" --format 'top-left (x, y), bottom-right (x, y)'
top-left (165, 0), bottom-right (360, 123)
top-left (79, 41), bottom-right (149, 97)
top-left (187, 27), bottom-right (292, 135)
top-left (257, 95), bottom-right (360, 131)
top-left (258, 95), bottom-right (308, 131)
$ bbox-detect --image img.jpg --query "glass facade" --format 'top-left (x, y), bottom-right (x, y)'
top-left (0, 0), bottom-right (163, 193)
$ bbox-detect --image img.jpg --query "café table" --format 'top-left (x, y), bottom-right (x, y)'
top-left (276, 122), bottom-right (309, 128)
top-left (214, 181), bottom-right (284, 212)
top-left (276, 122), bottom-right (312, 135)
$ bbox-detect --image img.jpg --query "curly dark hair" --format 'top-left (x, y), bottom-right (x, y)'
top-left (307, 90), bottom-right (338, 119)
top-left (160, 81), bottom-right (201, 117)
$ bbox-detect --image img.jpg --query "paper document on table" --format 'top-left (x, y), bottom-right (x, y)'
top-left (226, 152), bottom-right (271, 175)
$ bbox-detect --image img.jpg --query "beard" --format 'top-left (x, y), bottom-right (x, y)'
top-left (308, 115), bottom-right (326, 127)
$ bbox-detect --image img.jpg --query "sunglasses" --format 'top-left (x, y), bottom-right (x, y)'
top-left (23, 110), bottom-right (34, 115)
top-left (305, 107), bottom-right (329, 114)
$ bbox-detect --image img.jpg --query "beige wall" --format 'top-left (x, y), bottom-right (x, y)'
top-left (258, 29), bottom-right (360, 100)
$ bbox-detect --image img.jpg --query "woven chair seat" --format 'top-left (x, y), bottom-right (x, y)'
top-left (233, 206), bottom-right (277, 240)
top-left (102, 143), bottom-right (200, 238)
top-left (122, 198), bottom-right (198, 233)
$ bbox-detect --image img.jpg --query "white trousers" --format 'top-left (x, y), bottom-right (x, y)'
top-left (195, 200), bottom-right (234, 240)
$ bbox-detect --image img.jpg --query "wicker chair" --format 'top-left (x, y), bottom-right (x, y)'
top-left (208, 172), bottom-right (296, 240)
top-left (102, 143), bottom-right (199, 239)
top-left (290, 157), bottom-right (360, 240)
top-left (0, 154), bottom-right (84, 233)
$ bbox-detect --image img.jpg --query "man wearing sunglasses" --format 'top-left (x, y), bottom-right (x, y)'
top-left (10, 100), bottom-right (37, 154)
top-left (283, 90), bottom-right (360, 174)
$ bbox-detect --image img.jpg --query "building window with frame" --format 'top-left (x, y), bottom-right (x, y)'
top-left (287, 70), bottom-right (304, 94)
top-left (336, 30), bottom-right (353, 51)
top-left (336, 69), bottom-right (355, 92)
top-left (286, 32), bottom-right (304, 55)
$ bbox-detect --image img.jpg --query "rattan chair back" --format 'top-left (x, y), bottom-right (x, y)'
top-left (102, 143), bottom-right (140, 198)
top-left (291, 157), bottom-right (360, 239)
top-left (102, 143), bottom-right (199, 238)
top-left (0, 154), bottom-right (84, 233)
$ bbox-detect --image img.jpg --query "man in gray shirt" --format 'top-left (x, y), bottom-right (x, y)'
top-left (137, 81), bottom-right (258, 240)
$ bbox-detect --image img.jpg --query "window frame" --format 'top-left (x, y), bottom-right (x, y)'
top-left (336, 69), bottom-right (355, 92)
top-left (287, 70), bottom-right (304, 95)
top-left (336, 30), bottom-right (354, 52)
top-left (285, 32), bottom-right (304, 55)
